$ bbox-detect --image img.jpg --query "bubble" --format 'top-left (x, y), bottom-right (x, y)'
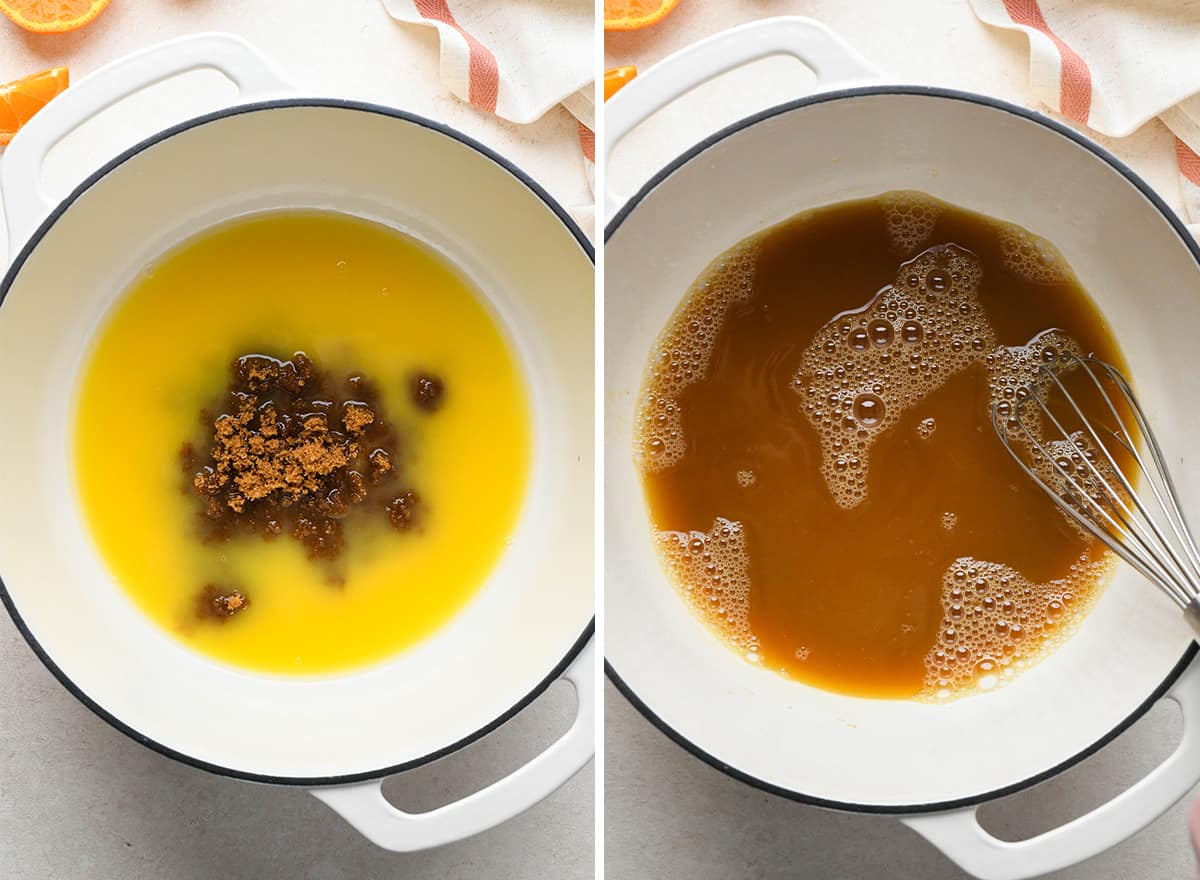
top-left (853, 393), bottom-right (885, 427)
top-left (925, 269), bottom-right (950, 293)
top-left (736, 469), bottom-right (756, 488)
top-left (917, 417), bottom-right (937, 439)
top-left (868, 319), bottom-right (895, 347)
top-left (901, 321), bottom-right (923, 344)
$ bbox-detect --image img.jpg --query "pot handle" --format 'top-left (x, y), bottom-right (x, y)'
top-left (310, 638), bottom-right (595, 852)
top-left (2, 32), bottom-right (291, 254)
top-left (603, 16), bottom-right (882, 220)
top-left (903, 655), bottom-right (1200, 880)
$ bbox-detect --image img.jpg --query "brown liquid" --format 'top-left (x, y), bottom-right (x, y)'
top-left (637, 194), bottom-right (1130, 700)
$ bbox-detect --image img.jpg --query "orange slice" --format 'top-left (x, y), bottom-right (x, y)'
top-left (604, 66), bottom-right (637, 101)
top-left (0, 66), bottom-right (69, 146)
top-left (0, 0), bottom-right (110, 34)
top-left (604, 0), bottom-right (680, 31)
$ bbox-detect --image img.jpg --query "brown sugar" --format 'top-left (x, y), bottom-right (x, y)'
top-left (198, 584), bottom-right (250, 621)
top-left (368, 448), bottom-right (392, 482)
top-left (411, 372), bottom-right (445, 412)
top-left (386, 491), bottom-right (421, 531)
top-left (187, 352), bottom-right (424, 569)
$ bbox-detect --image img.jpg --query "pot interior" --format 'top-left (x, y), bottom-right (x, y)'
top-left (605, 90), bottom-right (1200, 809)
top-left (0, 103), bottom-right (594, 782)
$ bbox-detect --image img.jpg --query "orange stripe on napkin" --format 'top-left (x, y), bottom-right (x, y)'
top-left (578, 122), bottom-right (595, 163)
top-left (414, 0), bottom-right (499, 112)
top-left (1003, 0), bottom-right (1092, 124)
top-left (1178, 138), bottom-right (1200, 188)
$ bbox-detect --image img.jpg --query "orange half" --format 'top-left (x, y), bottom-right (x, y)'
top-left (604, 0), bottom-right (681, 31)
top-left (0, 67), bottom-right (69, 147)
top-left (0, 0), bottom-right (110, 34)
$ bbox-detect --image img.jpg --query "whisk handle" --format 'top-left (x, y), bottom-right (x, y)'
top-left (904, 656), bottom-right (1200, 880)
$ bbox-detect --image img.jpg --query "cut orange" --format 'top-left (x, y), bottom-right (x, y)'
top-left (604, 0), bottom-right (680, 31)
top-left (0, 0), bottom-right (110, 34)
top-left (0, 66), bottom-right (69, 146)
top-left (604, 66), bottom-right (637, 101)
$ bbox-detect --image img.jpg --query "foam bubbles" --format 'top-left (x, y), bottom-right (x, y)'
top-left (794, 244), bottom-right (991, 507)
top-left (921, 553), bottom-right (1112, 699)
top-left (636, 244), bottom-right (759, 472)
top-left (656, 518), bottom-right (755, 648)
top-left (881, 191), bottom-right (943, 254)
top-left (999, 223), bottom-right (1070, 285)
top-left (795, 244), bottom-right (1084, 509)
top-left (987, 328), bottom-right (1088, 524)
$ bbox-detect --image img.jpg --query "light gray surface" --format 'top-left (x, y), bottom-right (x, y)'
top-left (0, 614), bottom-right (593, 880)
top-left (605, 680), bottom-right (1200, 879)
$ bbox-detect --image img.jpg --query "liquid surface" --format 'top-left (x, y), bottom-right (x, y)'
top-left (75, 212), bottom-right (531, 674)
top-left (637, 194), bottom-right (1128, 700)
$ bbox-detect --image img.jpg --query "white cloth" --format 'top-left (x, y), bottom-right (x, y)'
top-left (969, 0), bottom-right (1200, 235)
top-left (380, 0), bottom-right (595, 231)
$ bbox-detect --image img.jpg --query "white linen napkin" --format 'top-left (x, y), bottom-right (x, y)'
top-left (969, 0), bottom-right (1200, 236)
top-left (380, 0), bottom-right (595, 230)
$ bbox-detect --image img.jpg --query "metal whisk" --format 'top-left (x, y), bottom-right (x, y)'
top-left (992, 355), bottom-right (1200, 637)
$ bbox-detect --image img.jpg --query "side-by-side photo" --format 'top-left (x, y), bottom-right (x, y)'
top-left (605, 4), bottom-right (1200, 880)
top-left (7, 1), bottom-right (1200, 879)
top-left (0, 3), bottom-right (593, 879)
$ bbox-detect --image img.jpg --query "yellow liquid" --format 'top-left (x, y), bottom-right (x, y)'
top-left (74, 212), bottom-right (532, 674)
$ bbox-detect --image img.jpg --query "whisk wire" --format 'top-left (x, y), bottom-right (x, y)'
top-left (1070, 358), bottom-right (1200, 580)
top-left (1092, 361), bottom-right (1200, 576)
top-left (994, 356), bottom-right (1200, 623)
top-left (1034, 362), bottom-right (1199, 598)
top-left (1005, 395), bottom-right (1193, 607)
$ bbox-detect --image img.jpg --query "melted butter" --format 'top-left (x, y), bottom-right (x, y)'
top-left (74, 211), bottom-right (531, 674)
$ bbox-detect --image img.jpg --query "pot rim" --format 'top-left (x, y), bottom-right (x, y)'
top-left (603, 83), bottom-right (1200, 815)
top-left (0, 97), bottom-right (595, 787)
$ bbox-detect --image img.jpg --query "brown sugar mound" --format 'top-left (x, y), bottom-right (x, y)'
top-left (188, 352), bottom-right (425, 567)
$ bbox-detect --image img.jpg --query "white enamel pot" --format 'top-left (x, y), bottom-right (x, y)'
top-left (605, 18), bottom-right (1200, 880)
top-left (0, 34), bottom-right (594, 851)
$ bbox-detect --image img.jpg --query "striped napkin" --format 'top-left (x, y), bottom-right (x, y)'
top-left (969, 0), bottom-right (1200, 238)
top-left (380, 0), bottom-right (595, 230)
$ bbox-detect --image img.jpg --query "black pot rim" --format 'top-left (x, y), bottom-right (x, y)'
top-left (603, 83), bottom-right (1200, 815)
top-left (0, 97), bottom-right (595, 787)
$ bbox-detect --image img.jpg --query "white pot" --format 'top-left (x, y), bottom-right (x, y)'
top-left (0, 34), bottom-right (594, 852)
top-left (604, 18), bottom-right (1200, 880)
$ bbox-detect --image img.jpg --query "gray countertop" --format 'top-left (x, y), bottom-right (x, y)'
top-left (605, 680), bottom-right (1198, 879)
top-left (0, 615), bottom-right (593, 880)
